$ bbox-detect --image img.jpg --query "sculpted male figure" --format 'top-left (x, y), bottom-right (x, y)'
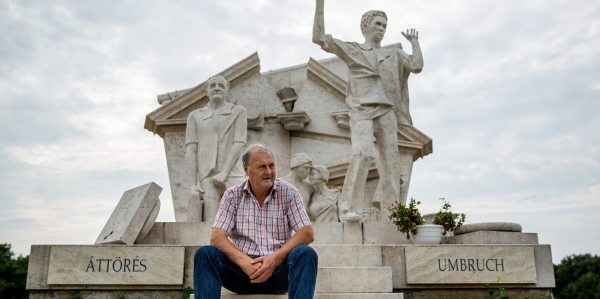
top-left (312, 0), bottom-right (423, 219)
top-left (193, 144), bottom-right (317, 299)
top-left (185, 75), bottom-right (247, 223)
top-left (280, 153), bottom-right (316, 208)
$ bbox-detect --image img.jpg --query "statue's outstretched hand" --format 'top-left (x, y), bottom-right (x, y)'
top-left (401, 28), bottom-right (419, 43)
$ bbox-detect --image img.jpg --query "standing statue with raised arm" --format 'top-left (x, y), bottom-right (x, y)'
top-left (312, 0), bottom-right (423, 220)
top-left (185, 75), bottom-right (247, 223)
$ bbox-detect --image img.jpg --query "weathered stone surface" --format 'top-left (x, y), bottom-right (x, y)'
top-left (363, 221), bottom-right (413, 245)
top-left (314, 222), bottom-right (345, 244)
top-left (312, 245), bottom-right (382, 267)
top-left (47, 246), bottom-right (185, 285)
top-left (343, 221), bottom-right (362, 244)
top-left (454, 222), bottom-right (522, 235)
top-left (382, 245), bottom-right (407, 289)
top-left (135, 200), bottom-right (161, 244)
top-left (316, 267), bottom-right (393, 293)
top-left (405, 246), bottom-right (536, 284)
top-left (136, 222), bottom-right (212, 245)
top-left (95, 182), bottom-right (162, 245)
top-left (403, 289), bottom-right (553, 299)
top-left (445, 231), bottom-right (538, 245)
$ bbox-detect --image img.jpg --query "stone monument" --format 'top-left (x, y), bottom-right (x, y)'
top-left (25, 2), bottom-right (555, 298)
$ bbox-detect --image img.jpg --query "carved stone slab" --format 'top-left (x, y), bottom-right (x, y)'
top-left (95, 182), bottom-right (162, 245)
top-left (47, 246), bottom-right (185, 285)
top-left (405, 246), bottom-right (537, 284)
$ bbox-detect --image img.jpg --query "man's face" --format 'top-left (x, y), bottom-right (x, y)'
top-left (364, 15), bottom-right (387, 42)
top-left (294, 163), bottom-right (312, 180)
top-left (207, 77), bottom-right (228, 102)
top-left (244, 151), bottom-right (276, 194)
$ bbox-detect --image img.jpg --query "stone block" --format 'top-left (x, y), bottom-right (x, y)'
top-left (313, 222), bottom-right (344, 244)
top-left (26, 245), bottom-right (52, 290)
top-left (363, 221), bottom-right (413, 245)
top-left (405, 246), bottom-right (537, 284)
top-left (95, 182), bottom-right (162, 245)
top-left (316, 267), bottom-right (393, 293)
top-left (533, 245), bottom-right (556, 288)
top-left (343, 221), bottom-right (362, 244)
top-left (135, 222), bottom-right (212, 245)
top-left (312, 245), bottom-right (382, 267)
top-left (444, 231), bottom-right (538, 245)
top-left (382, 245), bottom-right (407, 289)
top-left (47, 245), bottom-right (185, 286)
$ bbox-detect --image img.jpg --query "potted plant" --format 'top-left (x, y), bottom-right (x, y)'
top-left (387, 198), bottom-right (425, 240)
top-left (433, 198), bottom-right (466, 235)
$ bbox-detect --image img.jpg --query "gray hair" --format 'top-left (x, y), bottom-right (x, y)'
top-left (205, 75), bottom-right (231, 101)
top-left (242, 143), bottom-right (273, 166)
top-left (310, 165), bottom-right (329, 182)
top-left (360, 10), bottom-right (387, 35)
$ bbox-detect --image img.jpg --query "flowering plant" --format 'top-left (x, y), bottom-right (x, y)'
top-left (432, 198), bottom-right (466, 235)
top-left (387, 198), bottom-right (425, 239)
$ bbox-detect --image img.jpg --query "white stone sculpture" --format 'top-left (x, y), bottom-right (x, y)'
top-left (280, 153), bottom-right (315, 208)
top-left (185, 75), bottom-right (247, 223)
top-left (307, 165), bottom-right (340, 222)
top-left (312, 0), bottom-right (424, 221)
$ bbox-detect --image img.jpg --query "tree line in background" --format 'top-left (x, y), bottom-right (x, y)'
top-left (1, 243), bottom-right (29, 299)
top-left (554, 253), bottom-right (600, 299)
top-left (1, 242), bottom-right (599, 298)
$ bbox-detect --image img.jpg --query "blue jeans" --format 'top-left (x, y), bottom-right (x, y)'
top-left (193, 245), bottom-right (318, 299)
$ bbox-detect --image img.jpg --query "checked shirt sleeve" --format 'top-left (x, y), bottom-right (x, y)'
top-left (286, 188), bottom-right (312, 232)
top-left (213, 188), bottom-right (238, 233)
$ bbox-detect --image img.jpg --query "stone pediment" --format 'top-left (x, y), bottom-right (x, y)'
top-left (144, 52), bottom-right (261, 137)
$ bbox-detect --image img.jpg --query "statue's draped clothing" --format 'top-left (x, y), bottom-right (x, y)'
top-left (186, 102), bottom-right (247, 183)
top-left (320, 34), bottom-right (419, 125)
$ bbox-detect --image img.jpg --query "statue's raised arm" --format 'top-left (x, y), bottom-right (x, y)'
top-left (312, 0), bottom-right (325, 46)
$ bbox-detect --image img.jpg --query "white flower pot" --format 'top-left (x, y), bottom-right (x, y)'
top-left (410, 224), bottom-right (444, 244)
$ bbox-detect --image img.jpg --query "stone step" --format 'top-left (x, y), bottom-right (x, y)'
top-left (316, 266), bottom-right (393, 293)
top-left (191, 293), bottom-right (403, 299)
top-left (311, 245), bottom-right (383, 267)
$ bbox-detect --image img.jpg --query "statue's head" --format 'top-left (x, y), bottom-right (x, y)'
top-left (309, 165), bottom-right (329, 185)
top-left (360, 10), bottom-right (388, 42)
top-left (206, 75), bottom-right (230, 103)
top-left (289, 153), bottom-right (313, 179)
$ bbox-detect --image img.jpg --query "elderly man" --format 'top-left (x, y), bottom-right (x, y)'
top-left (185, 75), bottom-right (247, 223)
top-left (312, 0), bottom-right (424, 219)
top-left (193, 144), bottom-right (317, 299)
top-left (280, 153), bottom-right (315, 208)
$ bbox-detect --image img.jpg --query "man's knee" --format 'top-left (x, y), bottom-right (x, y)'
top-left (289, 245), bottom-right (318, 265)
top-left (194, 245), bottom-right (221, 263)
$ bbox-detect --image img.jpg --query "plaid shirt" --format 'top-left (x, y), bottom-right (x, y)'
top-left (213, 179), bottom-right (312, 257)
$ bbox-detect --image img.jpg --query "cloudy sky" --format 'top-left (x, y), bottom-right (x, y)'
top-left (1, 0), bottom-right (598, 263)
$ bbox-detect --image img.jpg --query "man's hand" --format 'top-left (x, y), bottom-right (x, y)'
top-left (401, 28), bottom-right (419, 43)
top-left (249, 255), bottom-right (279, 283)
top-left (211, 172), bottom-right (227, 188)
top-left (239, 259), bottom-right (262, 278)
